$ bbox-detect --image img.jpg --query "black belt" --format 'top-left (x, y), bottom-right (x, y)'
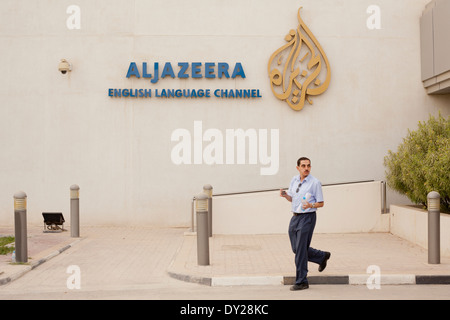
top-left (293, 211), bottom-right (316, 216)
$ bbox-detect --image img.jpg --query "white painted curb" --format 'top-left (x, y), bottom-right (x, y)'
top-left (349, 274), bottom-right (416, 285)
top-left (211, 276), bottom-right (284, 286)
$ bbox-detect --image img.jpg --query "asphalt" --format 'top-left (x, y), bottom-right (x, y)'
top-left (1, 225), bottom-right (450, 288)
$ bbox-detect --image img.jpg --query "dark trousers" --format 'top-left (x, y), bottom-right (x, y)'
top-left (288, 212), bottom-right (326, 285)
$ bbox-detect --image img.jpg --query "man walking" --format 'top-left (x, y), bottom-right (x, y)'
top-left (280, 157), bottom-right (331, 291)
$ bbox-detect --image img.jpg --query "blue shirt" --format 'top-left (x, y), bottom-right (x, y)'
top-left (287, 174), bottom-right (324, 213)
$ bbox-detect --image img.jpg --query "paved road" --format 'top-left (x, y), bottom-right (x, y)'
top-left (1, 277), bottom-right (450, 301)
top-left (0, 226), bottom-right (448, 302)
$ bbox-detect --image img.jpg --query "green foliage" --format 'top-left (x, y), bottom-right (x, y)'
top-left (384, 113), bottom-right (450, 213)
top-left (0, 236), bottom-right (15, 255)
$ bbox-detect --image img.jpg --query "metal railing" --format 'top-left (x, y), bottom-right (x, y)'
top-left (213, 180), bottom-right (376, 197)
top-left (190, 180), bottom-right (388, 232)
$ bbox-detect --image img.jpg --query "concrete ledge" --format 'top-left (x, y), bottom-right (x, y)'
top-left (390, 205), bottom-right (450, 257)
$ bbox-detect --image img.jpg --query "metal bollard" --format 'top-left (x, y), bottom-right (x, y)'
top-left (70, 184), bottom-right (80, 238)
top-left (427, 191), bottom-right (440, 264)
top-left (196, 194), bottom-right (209, 266)
top-left (203, 184), bottom-right (213, 237)
top-left (13, 191), bottom-right (28, 263)
top-left (191, 196), bottom-right (196, 232)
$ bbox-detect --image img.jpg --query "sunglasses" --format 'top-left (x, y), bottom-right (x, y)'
top-left (296, 182), bottom-right (302, 193)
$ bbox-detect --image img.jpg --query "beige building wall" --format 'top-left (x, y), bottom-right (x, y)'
top-left (0, 0), bottom-right (449, 227)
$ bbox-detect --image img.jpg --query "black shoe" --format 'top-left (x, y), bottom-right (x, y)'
top-left (318, 252), bottom-right (331, 272)
top-left (290, 283), bottom-right (309, 291)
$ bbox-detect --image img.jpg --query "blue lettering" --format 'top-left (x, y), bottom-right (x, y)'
top-left (151, 63), bottom-right (159, 84)
top-left (108, 87), bottom-right (259, 98)
top-left (125, 62), bottom-right (247, 82)
top-left (205, 63), bottom-right (215, 78)
top-left (192, 63), bottom-right (202, 78)
top-left (178, 63), bottom-right (189, 78)
top-left (231, 62), bottom-right (246, 79)
top-left (218, 63), bottom-right (229, 78)
top-left (251, 89), bottom-right (261, 98)
top-left (126, 62), bottom-right (140, 78)
top-left (161, 62), bottom-right (175, 79)
top-left (142, 62), bottom-right (152, 79)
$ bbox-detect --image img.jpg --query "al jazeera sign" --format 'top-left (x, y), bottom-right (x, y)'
top-left (108, 7), bottom-right (330, 109)
top-left (108, 62), bottom-right (262, 99)
top-left (268, 7), bottom-right (331, 111)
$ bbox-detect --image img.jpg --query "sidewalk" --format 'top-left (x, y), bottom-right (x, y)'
top-left (1, 225), bottom-right (449, 287)
top-left (0, 225), bottom-right (81, 285)
top-left (168, 232), bottom-right (450, 286)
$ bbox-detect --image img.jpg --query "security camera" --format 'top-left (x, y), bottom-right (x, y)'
top-left (58, 59), bottom-right (72, 74)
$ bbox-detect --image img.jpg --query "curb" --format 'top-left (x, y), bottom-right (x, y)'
top-left (0, 238), bottom-right (82, 286)
top-left (167, 272), bottom-right (450, 286)
top-left (415, 275), bottom-right (450, 285)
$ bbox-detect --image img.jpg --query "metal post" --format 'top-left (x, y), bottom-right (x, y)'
top-left (191, 196), bottom-right (196, 232)
top-left (203, 184), bottom-right (213, 237)
top-left (196, 194), bottom-right (209, 266)
top-left (13, 191), bottom-right (27, 263)
top-left (427, 191), bottom-right (440, 264)
top-left (381, 181), bottom-right (387, 214)
top-left (70, 184), bottom-right (80, 238)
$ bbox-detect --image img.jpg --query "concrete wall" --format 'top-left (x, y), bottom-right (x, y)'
top-left (0, 0), bottom-right (449, 227)
top-left (390, 205), bottom-right (450, 257)
top-left (212, 181), bottom-right (389, 234)
top-left (421, 0), bottom-right (450, 94)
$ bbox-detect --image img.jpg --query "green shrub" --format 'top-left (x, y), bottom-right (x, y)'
top-left (0, 236), bottom-right (15, 255)
top-left (384, 113), bottom-right (450, 213)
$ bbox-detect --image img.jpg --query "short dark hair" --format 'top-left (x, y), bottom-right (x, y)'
top-left (297, 157), bottom-right (311, 166)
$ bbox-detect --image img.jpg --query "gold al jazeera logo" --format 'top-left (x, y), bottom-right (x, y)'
top-left (268, 7), bottom-right (331, 111)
